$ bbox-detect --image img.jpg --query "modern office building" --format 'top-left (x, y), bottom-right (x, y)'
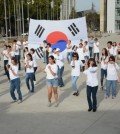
top-left (100, 0), bottom-right (120, 33)
top-left (60, 0), bottom-right (76, 20)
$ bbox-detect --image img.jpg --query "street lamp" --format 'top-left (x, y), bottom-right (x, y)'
top-left (4, 0), bottom-right (8, 37)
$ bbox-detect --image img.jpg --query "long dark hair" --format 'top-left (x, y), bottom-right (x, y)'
top-left (102, 48), bottom-right (108, 57)
top-left (27, 53), bottom-right (33, 61)
top-left (87, 58), bottom-right (97, 68)
top-left (49, 55), bottom-right (55, 63)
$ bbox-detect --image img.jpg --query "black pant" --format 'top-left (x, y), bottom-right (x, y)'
top-left (34, 67), bottom-right (37, 81)
top-left (87, 85), bottom-right (98, 110)
top-left (89, 47), bottom-right (93, 57)
top-left (4, 60), bottom-right (8, 74)
top-left (94, 53), bottom-right (99, 62)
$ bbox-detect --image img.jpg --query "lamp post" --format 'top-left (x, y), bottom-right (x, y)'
top-left (21, 0), bottom-right (24, 36)
top-left (27, 0), bottom-right (30, 25)
top-left (4, 0), bottom-right (8, 37)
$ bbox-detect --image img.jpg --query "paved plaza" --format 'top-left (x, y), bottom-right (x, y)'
top-left (0, 34), bottom-right (120, 134)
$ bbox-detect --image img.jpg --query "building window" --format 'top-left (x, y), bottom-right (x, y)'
top-left (116, 8), bottom-right (120, 16)
top-left (116, 20), bottom-right (120, 30)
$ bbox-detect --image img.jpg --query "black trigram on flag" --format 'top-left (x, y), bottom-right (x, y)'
top-left (35, 25), bottom-right (45, 38)
top-left (35, 47), bottom-right (44, 59)
top-left (68, 23), bottom-right (80, 36)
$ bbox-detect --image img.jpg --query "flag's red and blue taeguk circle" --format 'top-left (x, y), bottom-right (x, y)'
top-left (46, 31), bottom-right (68, 52)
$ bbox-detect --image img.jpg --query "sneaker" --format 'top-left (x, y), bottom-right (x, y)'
top-left (11, 100), bottom-right (18, 103)
top-left (76, 91), bottom-right (79, 96)
top-left (73, 92), bottom-right (77, 96)
top-left (47, 102), bottom-right (51, 107)
top-left (54, 102), bottom-right (59, 107)
top-left (18, 100), bottom-right (22, 104)
top-left (112, 96), bottom-right (116, 99)
top-left (105, 95), bottom-right (109, 99)
top-left (93, 109), bottom-right (97, 112)
top-left (88, 108), bottom-right (92, 112)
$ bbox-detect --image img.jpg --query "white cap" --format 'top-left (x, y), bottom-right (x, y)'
top-left (56, 48), bottom-right (60, 52)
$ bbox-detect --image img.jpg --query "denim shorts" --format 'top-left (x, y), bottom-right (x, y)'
top-left (46, 78), bottom-right (58, 87)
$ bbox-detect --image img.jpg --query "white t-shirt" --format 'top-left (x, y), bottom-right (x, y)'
top-left (48, 48), bottom-right (52, 56)
top-left (32, 53), bottom-right (37, 67)
top-left (13, 44), bottom-right (20, 55)
top-left (24, 52), bottom-right (29, 63)
top-left (54, 53), bottom-right (64, 69)
top-left (77, 48), bottom-right (85, 61)
top-left (45, 64), bottom-right (58, 79)
top-left (93, 42), bottom-right (100, 53)
top-left (8, 51), bottom-right (15, 65)
top-left (113, 46), bottom-right (118, 56)
top-left (101, 56), bottom-right (109, 70)
top-left (25, 61), bottom-right (34, 73)
top-left (23, 41), bottom-right (28, 48)
top-left (66, 44), bottom-right (72, 52)
top-left (9, 64), bottom-right (19, 80)
top-left (2, 50), bottom-right (8, 60)
top-left (84, 45), bottom-right (89, 57)
top-left (107, 47), bottom-right (114, 56)
top-left (83, 67), bottom-right (98, 87)
top-left (107, 63), bottom-right (119, 80)
top-left (71, 60), bottom-right (82, 76)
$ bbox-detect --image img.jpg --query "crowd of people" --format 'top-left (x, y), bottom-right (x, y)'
top-left (0, 37), bottom-right (120, 112)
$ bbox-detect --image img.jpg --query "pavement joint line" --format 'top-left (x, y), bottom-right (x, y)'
top-left (80, 97), bottom-right (120, 134)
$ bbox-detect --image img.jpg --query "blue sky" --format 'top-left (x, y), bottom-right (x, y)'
top-left (76, 0), bottom-right (100, 12)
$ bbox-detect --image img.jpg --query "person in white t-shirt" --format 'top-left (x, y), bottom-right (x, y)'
top-left (66, 40), bottom-right (72, 64)
top-left (106, 56), bottom-right (119, 99)
top-left (25, 53), bottom-right (35, 93)
top-left (40, 40), bottom-right (47, 63)
top-left (93, 38), bottom-right (100, 63)
top-left (112, 42), bottom-right (118, 58)
top-left (100, 48), bottom-right (109, 90)
top-left (71, 53), bottom-right (83, 96)
top-left (107, 41), bottom-right (114, 56)
top-left (54, 48), bottom-right (64, 87)
top-left (6, 45), bottom-right (15, 80)
top-left (44, 55), bottom-right (59, 107)
top-left (30, 48), bottom-right (37, 85)
top-left (76, 43), bottom-right (85, 72)
top-left (13, 40), bottom-right (21, 70)
top-left (6, 57), bottom-right (22, 103)
top-left (83, 41), bottom-right (90, 61)
top-left (1, 45), bottom-right (8, 75)
top-left (23, 39), bottom-right (28, 48)
top-left (46, 43), bottom-right (52, 64)
top-left (83, 58), bottom-right (98, 112)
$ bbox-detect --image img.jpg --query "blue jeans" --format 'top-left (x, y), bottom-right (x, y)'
top-left (58, 66), bottom-right (64, 86)
top-left (67, 52), bottom-right (72, 63)
top-left (15, 55), bottom-right (21, 70)
top-left (106, 80), bottom-right (117, 97)
top-left (10, 78), bottom-right (22, 101)
top-left (26, 73), bottom-right (35, 92)
top-left (71, 76), bottom-right (79, 92)
top-left (87, 85), bottom-right (98, 110)
top-left (101, 69), bottom-right (107, 86)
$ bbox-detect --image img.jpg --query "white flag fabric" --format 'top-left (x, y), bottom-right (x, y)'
top-left (28, 17), bottom-right (88, 52)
